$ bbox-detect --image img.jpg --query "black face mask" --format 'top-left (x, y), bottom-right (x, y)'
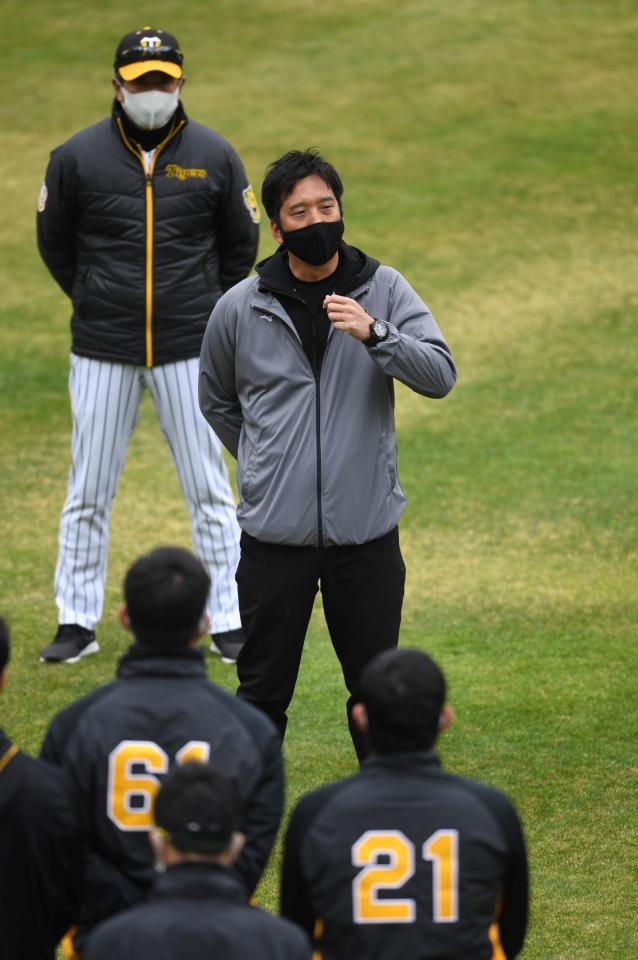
top-left (281, 219), bottom-right (344, 265)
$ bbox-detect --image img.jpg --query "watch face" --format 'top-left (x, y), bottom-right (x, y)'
top-left (372, 319), bottom-right (388, 339)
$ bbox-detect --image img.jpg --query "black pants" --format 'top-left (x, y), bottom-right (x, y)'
top-left (235, 527), bottom-right (406, 759)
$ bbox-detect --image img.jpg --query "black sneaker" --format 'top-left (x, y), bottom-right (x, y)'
top-left (40, 624), bottom-right (99, 664)
top-left (210, 628), bottom-right (244, 664)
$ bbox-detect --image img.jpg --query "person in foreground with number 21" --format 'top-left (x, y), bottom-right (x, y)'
top-left (40, 546), bottom-right (283, 956)
top-left (280, 648), bottom-right (529, 960)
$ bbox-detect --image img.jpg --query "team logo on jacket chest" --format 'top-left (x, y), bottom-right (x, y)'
top-left (165, 164), bottom-right (207, 181)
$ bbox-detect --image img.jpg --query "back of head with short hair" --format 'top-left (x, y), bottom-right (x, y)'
top-left (123, 546), bottom-right (210, 650)
top-left (0, 617), bottom-right (9, 673)
top-left (154, 762), bottom-right (241, 855)
top-left (357, 648), bottom-right (446, 755)
top-left (261, 148), bottom-right (344, 225)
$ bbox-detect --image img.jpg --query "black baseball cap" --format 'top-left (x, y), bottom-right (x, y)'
top-left (114, 27), bottom-right (183, 82)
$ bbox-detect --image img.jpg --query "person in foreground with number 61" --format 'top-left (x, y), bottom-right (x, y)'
top-left (40, 546), bottom-right (283, 956)
top-left (280, 648), bottom-right (529, 960)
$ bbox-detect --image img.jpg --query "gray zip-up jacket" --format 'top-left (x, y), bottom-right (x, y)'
top-left (199, 244), bottom-right (456, 547)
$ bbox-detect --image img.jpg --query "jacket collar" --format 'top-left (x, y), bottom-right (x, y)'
top-left (116, 646), bottom-right (207, 681)
top-left (361, 748), bottom-right (442, 776)
top-left (152, 861), bottom-right (248, 904)
top-left (255, 242), bottom-right (379, 299)
top-left (0, 728), bottom-right (19, 778)
top-left (0, 727), bottom-right (12, 761)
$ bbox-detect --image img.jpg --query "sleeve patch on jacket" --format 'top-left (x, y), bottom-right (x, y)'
top-left (37, 182), bottom-right (48, 213)
top-left (242, 184), bottom-right (261, 224)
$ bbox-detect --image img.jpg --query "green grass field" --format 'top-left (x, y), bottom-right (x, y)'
top-left (1, 2), bottom-right (636, 957)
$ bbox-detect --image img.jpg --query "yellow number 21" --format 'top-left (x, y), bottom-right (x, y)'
top-left (352, 828), bottom-right (459, 925)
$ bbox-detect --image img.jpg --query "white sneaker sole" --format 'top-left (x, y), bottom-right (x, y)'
top-left (40, 640), bottom-right (100, 664)
top-left (209, 641), bottom-right (238, 665)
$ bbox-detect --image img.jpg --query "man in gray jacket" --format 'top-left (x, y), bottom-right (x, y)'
top-left (199, 149), bottom-right (456, 757)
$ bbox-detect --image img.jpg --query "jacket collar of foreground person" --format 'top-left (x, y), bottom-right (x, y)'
top-left (350, 647), bottom-right (454, 761)
top-left (256, 240), bottom-right (378, 300)
top-left (111, 26), bottom-right (186, 150)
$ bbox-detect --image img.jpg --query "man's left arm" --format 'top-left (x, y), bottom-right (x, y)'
top-left (325, 270), bottom-right (456, 398)
top-left (280, 798), bottom-right (319, 937)
top-left (233, 726), bottom-right (285, 895)
top-left (216, 148), bottom-right (260, 292)
top-left (496, 797), bottom-right (529, 959)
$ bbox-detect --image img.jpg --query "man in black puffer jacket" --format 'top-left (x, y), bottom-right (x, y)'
top-left (37, 26), bottom-right (259, 666)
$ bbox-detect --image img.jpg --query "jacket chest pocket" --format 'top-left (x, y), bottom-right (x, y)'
top-left (239, 429), bottom-right (264, 503)
top-left (381, 432), bottom-right (398, 491)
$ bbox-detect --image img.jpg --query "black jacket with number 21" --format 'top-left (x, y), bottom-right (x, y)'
top-left (40, 648), bottom-right (283, 950)
top-left (281, 750), bottom-right (529, 960)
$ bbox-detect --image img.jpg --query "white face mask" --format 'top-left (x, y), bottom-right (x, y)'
top-left (120, 86), bottom-right (179, 130)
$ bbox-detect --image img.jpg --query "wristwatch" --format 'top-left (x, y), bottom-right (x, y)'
top-left (363, 318), bottom-right (389, 347)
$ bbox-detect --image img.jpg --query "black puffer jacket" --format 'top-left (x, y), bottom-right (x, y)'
top-left (37, 102), bottom-right (260, 366)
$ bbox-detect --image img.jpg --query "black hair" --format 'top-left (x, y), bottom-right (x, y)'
top-left (357, 648), bottom-right (446, 755)
top-left (0, 617), bottom-right (9, 673)
top-left (261, 148), bottom-right (344, 225)
top-left (154, 762), bottom-right (241, 854)
top-left (123, 546), bottom-right (210, 650)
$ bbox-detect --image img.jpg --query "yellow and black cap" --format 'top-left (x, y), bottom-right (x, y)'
top-left (114, 27), bottom-right (183, 82)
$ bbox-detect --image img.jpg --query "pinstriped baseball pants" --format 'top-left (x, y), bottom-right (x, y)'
top-left (54, 355), bottom-right (242, 633)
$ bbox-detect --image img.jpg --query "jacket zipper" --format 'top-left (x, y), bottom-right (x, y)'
top-left (253, 291), bottom-right (372, 549)
top-left (311, 309), bottom-right (324, 547)
top-left (116, 117), bottom-right (185, 367)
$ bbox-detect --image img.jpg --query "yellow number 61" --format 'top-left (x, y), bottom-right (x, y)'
top-left (107, 739), bottom-right (210, 831)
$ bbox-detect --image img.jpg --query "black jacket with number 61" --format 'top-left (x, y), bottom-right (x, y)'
top-left (36, 101), bottom-right (259, 368)
top-left (40, 648), bottom-right (283, 950)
